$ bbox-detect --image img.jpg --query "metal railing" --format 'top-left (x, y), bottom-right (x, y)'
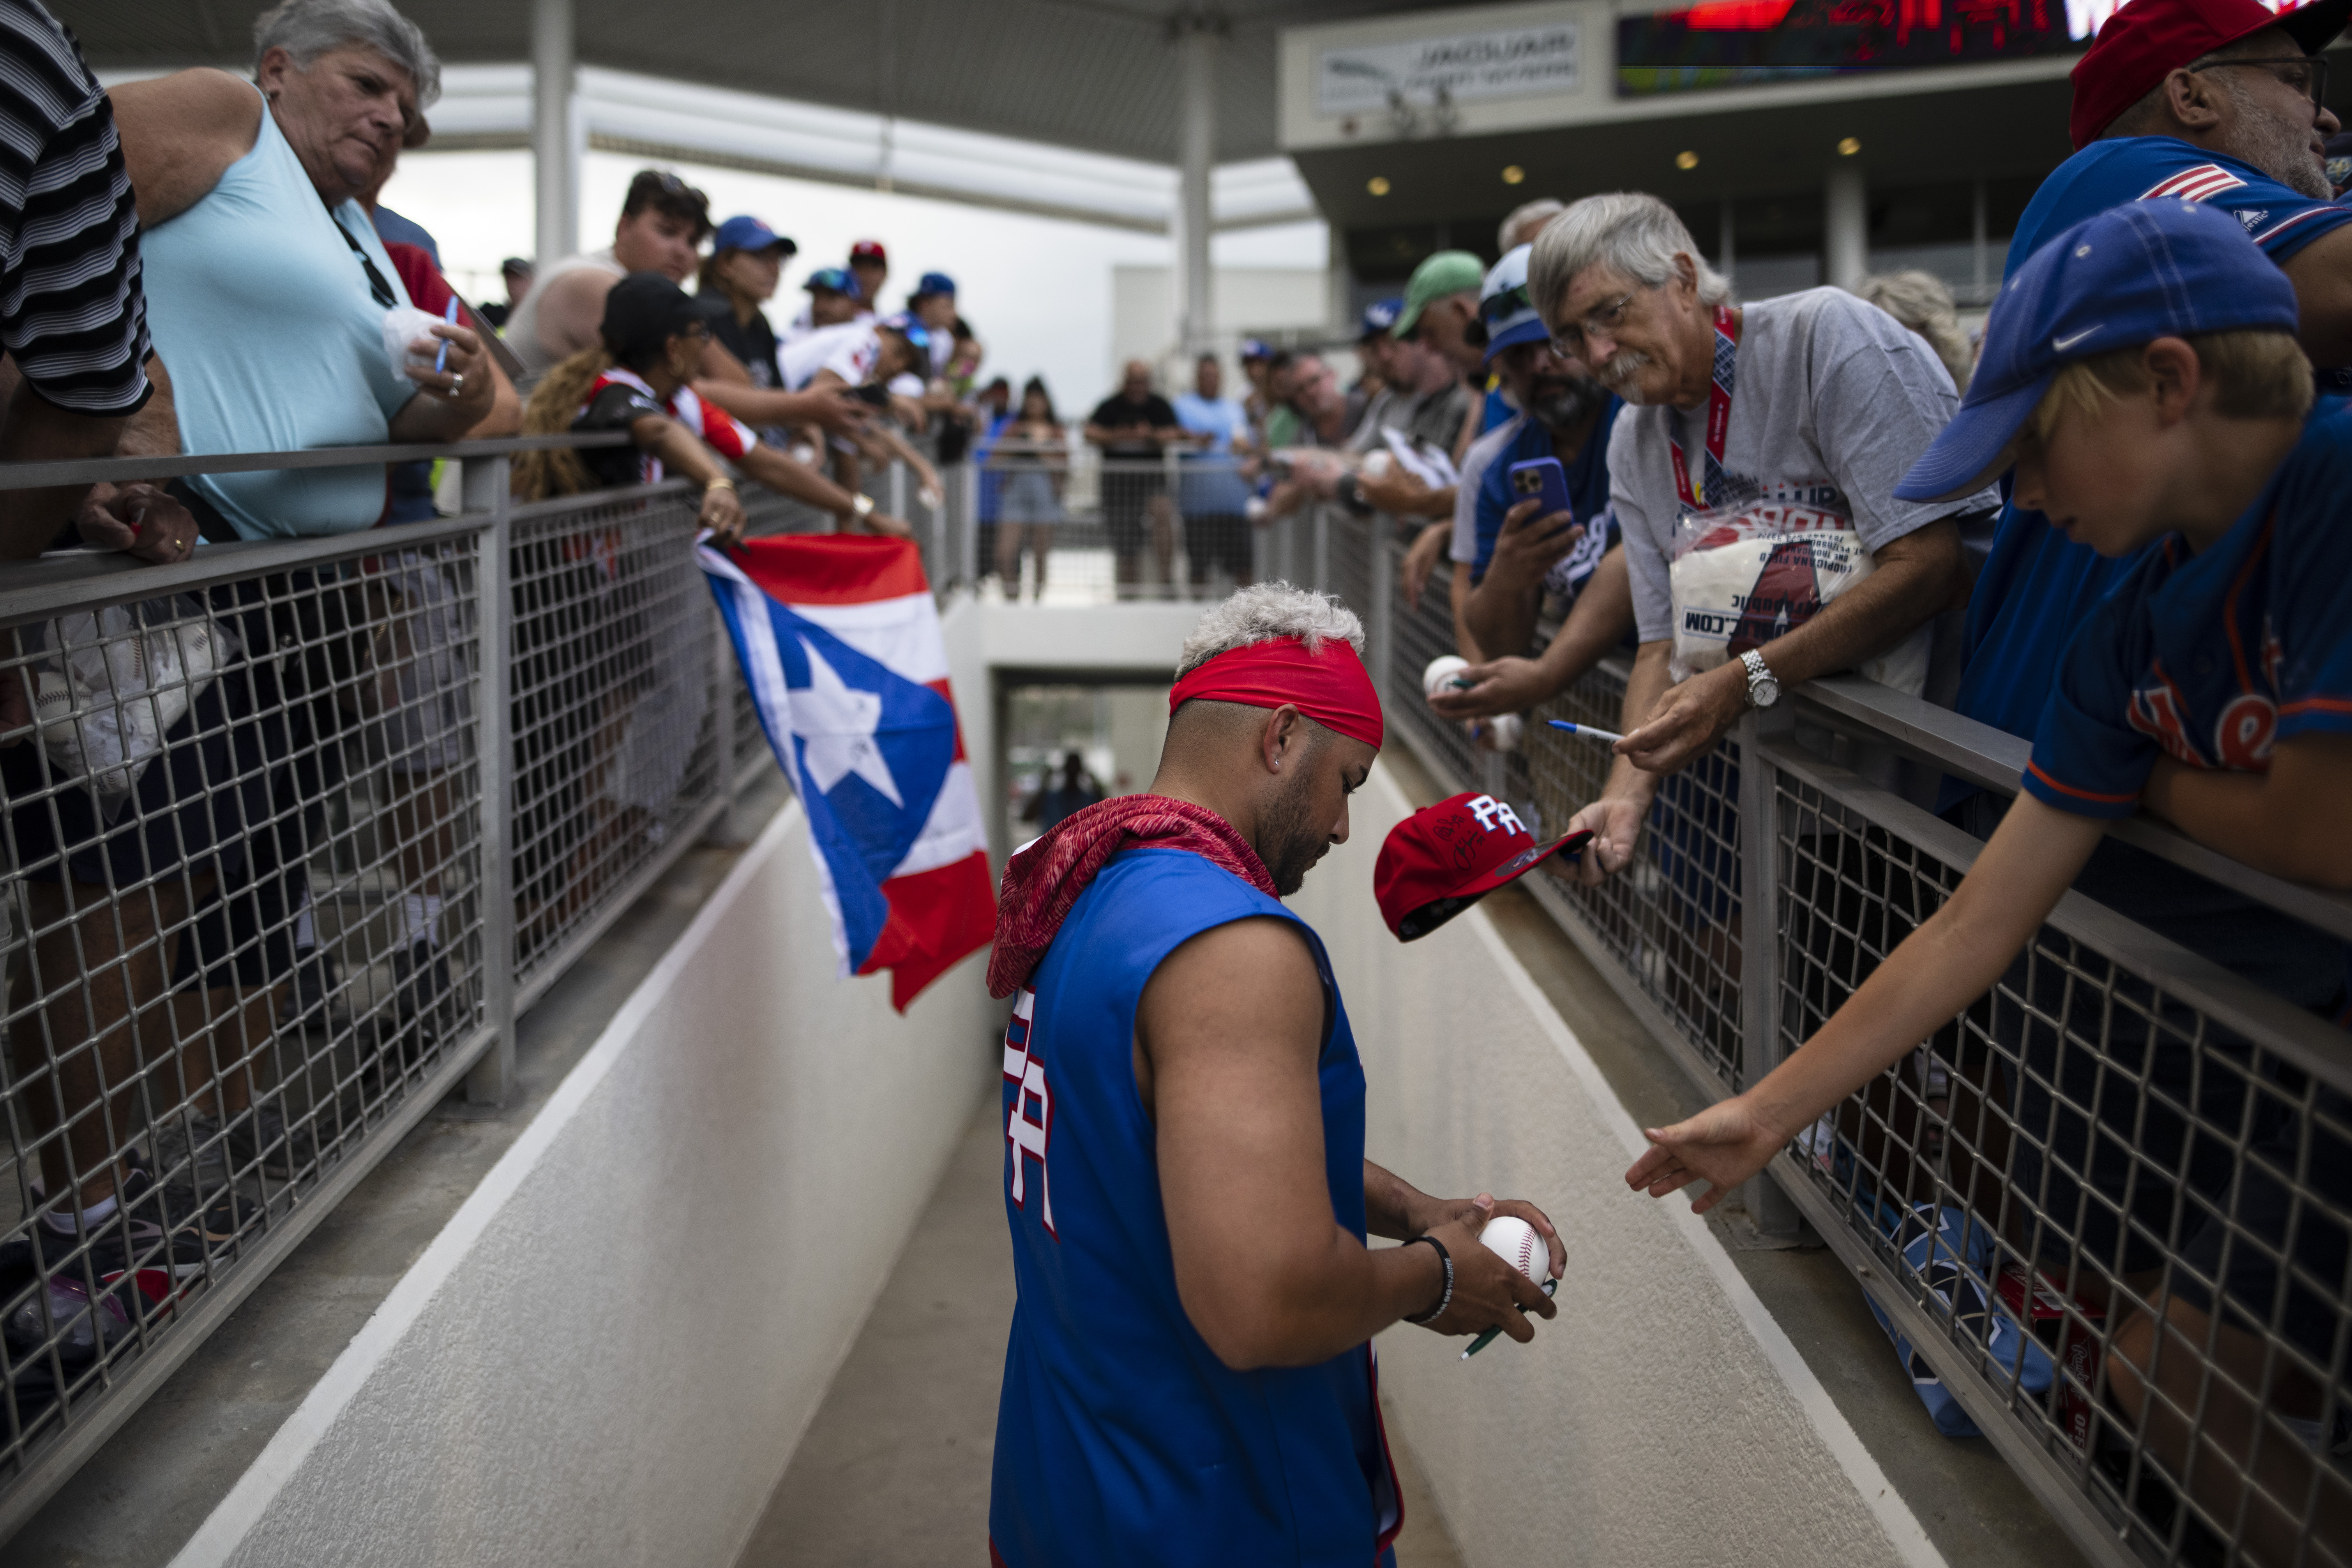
top-left (1312, 506), bottom-right (2352, 1568)
top-left (0, 435), bottom-right (786, 1541)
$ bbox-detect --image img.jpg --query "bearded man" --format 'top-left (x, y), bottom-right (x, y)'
top-left (985, 585), bottom-right (1561, 1568)
top-left (1431, 244), bottom-right (1628, 685)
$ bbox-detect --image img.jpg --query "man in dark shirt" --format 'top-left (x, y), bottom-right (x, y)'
top-left (1084, 360), bottom-right (1181, 590)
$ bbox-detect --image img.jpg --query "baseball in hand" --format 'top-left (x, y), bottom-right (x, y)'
top-left (1423, 654), bottom-right (1470, 698)
top-left (1478, 1215), bottom-right (1550, 1284)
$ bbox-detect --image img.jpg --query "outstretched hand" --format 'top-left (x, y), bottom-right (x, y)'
top-left (1623, 1096), bottom-right (1789, 1214)
top-left (1427, 655), bottom-right (1549, 721)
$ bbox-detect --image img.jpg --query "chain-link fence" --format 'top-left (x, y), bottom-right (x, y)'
top-left (1322, 507), bottom-right (2352, 1568)
top-left (0, 441), bottom-right (782, 1541)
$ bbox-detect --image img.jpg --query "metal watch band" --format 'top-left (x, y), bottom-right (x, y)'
top-left (1400, 1234), bottom-right (1454, 1324)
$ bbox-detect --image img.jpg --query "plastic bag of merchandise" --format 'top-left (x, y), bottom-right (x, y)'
top-left (1667, 498), bottom-right (1926, 695)
top-left (32, 597), bottom-right (237, 813)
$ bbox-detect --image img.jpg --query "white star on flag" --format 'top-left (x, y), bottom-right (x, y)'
top-left (791, 637), bottom-right (904, 805)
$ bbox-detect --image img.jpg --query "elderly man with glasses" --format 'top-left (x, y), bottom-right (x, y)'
top-left (1529, 193), bottom-right (1991, 892)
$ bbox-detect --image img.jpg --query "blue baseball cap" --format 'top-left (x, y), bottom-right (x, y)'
top-left (1478, 245), bottom-right (1546, 363)
top-left (878, 311), bottom-right (931, 350)
top-left (1896, 200), bottom-right (2299, 503)
top-left (1239, 337), bottom-right (1271, 361)
top-left (803, 266), bottom-right (861, 300)
top-left (712, 215), bottom-right (794, 256)
top-left (1360, 297), bottom-right (1402, 339)
top-left (912, 270), bottom-right (956, 300)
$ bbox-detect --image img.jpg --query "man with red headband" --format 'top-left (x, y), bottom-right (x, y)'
top-left (985, 584), bottom-right (1561, 1568)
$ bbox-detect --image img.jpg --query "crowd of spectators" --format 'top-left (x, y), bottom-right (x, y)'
top-left (0, 0), bottom-right (1050, 1360)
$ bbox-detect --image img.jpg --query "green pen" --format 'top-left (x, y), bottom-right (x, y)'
top-left (1460, 1277), bottom-right (1557, 1361)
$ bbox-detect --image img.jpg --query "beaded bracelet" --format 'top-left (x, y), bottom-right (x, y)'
top-left (1400, 1234), bottom-right (1453, 1325)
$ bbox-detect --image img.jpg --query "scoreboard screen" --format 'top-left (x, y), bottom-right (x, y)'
top-left (1617, 0), bottom-right (2087, 96)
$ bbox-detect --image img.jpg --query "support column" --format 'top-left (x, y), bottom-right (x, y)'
top-left (1824, 163), bottom-right (1866, 293)
top-left (532, 0), bottom-right (578, 268)
top-left (1718, 197), bottom-right (1736, 290)
top-left (1176, 17), bottom-right (1218, 361)
top-left (1971, 176), bottom-right (1989, 299)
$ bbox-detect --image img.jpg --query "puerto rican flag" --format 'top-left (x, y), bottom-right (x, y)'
top-left (699, 535), bottom-right (995, 1011)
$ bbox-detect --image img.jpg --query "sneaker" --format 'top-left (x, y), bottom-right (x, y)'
top-left (112, 1167), bottom-right (258, 1277)
top-left (144, 1109), bottom-right (229, 1193)
top-left (224, 1102), bottom-right (321, 1181)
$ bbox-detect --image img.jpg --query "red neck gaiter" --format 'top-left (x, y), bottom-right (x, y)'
top-left (987, 793), bottom-right (1275, 998)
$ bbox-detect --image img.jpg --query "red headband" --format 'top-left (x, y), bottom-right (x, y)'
top-left (1168, 635), bottom-right (1384, 750)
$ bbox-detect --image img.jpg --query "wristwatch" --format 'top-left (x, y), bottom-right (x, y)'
top-left (848, 493), bottom-right (876, 520)
top-left (1740, 649), bottom-right (1782, 709)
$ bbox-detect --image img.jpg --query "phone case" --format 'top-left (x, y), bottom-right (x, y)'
top-left (1506, 458), bottom-right (1574, 524)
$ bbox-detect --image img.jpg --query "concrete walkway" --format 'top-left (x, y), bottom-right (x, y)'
top-left (737, 1095), bottom-right (1468, 1567)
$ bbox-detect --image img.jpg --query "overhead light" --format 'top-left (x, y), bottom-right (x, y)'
top-left (1837, 136), bottom-right (1861, 156)
top-left (1675, 150), bottom-right (1699, 170)
top-left (1367, 175), bottom-right (1391, 196)
top-left (1501, 165), bottom-right (1526, 185)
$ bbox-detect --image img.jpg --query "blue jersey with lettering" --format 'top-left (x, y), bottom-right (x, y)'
top-left (991, 848), bottom-right (1400, 1568)
top-left (1955, 139), bottom-right (2352, 764)
top-left (2025, 397), bottom-right (2352, 818)
top-left (1465, 401), bottom-right (1620, 592)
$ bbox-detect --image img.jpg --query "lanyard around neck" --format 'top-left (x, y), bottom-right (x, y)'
top-left (1668, 304), bottom-right (1740, 510)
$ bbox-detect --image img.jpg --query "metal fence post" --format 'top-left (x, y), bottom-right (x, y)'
top-left (1311, 506), bottom-right (1330, 595)
top-left (958, 460), bottom-right (978, 588)
top-left (1736, 708), bottom-right (1800, 1237)
top-left (1368, 523), bottom-right (1395, 713)
top-left (465, 457), bottom-right (517, 1108)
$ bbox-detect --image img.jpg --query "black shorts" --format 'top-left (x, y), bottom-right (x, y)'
top-left (1182, 512), bottom-right (1252, 576)
top-left (2170, 1080), bottom-right (2352, 1363)
top-left (1099, 469), bottom-right (1165, 558)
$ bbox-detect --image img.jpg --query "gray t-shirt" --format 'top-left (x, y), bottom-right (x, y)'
top-left (1607, 286), bottom-right (1996, 645)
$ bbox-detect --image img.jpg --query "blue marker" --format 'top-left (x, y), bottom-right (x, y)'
top-left (1546, 719), bottom-right (1626, 745)
top-left (433, 295), bottom-right (460, 374)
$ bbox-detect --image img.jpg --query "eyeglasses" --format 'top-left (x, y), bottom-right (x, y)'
top-left (1549, 290), bottom-right (1640, 360)
top-left (2188, 54), bottom-right (2328, 105)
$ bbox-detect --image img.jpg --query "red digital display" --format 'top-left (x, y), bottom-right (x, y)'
top-left (1618, 0), bottom-right (2079, 95)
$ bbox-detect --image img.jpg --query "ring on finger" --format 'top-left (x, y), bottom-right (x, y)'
top-left (448, 371), bottom-right (466, 398)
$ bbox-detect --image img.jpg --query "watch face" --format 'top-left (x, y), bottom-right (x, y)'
top-left (1755, 677), bottom-right (1781, 707)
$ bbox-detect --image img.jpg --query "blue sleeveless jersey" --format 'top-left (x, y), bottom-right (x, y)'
top-left (991, 848), bottom-right (1401, 1567)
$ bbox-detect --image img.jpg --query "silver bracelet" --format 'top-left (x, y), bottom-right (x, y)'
top-left (1400, 1234), bottom-right (1453, 1325)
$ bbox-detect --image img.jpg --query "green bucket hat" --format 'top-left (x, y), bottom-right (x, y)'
top-left (1393, 250), bottom-right (1487, 338)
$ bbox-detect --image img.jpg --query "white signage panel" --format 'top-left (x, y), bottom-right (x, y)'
top-left (1313, 22), bottom-right (1580, 117)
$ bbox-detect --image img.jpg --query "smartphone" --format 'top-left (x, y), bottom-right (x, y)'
top-left (1507, 458), bottom-right (1576, 535)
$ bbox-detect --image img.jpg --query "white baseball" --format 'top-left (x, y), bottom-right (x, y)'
top-left (1474, 713), bottom-right (1523, 754)
top-left (1422, 653), bottom-right (1469, 698)
top-left (1478, 1215), bottom-right (1550, 1284)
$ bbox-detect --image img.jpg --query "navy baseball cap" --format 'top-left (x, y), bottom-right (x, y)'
top-left (803, 266), bottom-right (861, 299)
top-left (600, 271), bottom-right (729, 360)
top-left (712, 215), bottom-right (794, 256)
top-left (1359, 297), bottom-right (1402, 339)
top-left (1895, 200), bottom-right (2299, 503)
top-left (912, 270), bottom-right (956, 299)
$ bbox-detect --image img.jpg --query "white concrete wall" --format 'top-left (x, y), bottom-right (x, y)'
top-left (168, 802), bottom-right (998, 1568)
top-left (1290, 764), bottom-right (1944, 1568)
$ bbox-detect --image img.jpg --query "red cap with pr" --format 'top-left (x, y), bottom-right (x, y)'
top-left (2069, 0), bottom-right (2351, 149)
top-left (1374, 792), bottom-right (1590, 942)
